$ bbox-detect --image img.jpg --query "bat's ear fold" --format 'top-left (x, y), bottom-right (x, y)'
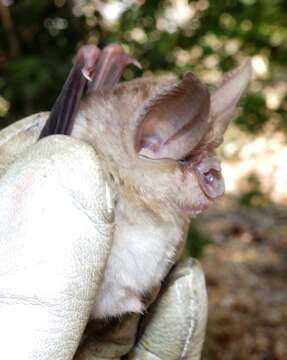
top-left (203, 60), bottom-right (252, 146)
top-left (135, 73), bottom-right (211, 160)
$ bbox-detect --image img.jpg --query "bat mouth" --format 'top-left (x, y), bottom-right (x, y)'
top-left (179, 151), bottom-right (225, 200)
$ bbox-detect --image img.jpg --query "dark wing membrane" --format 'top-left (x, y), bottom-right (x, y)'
top-left (39, 62), bottom-right (85, 138)
top-left (39, 45), bottom-right (100, 139)
top-left (39, 44), bottom-right (140, 140)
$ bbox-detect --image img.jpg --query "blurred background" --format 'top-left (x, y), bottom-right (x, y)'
top-left (0, 0), bottom-right (286, 358)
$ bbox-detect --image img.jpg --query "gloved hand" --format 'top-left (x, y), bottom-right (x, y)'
top-left (0, 135), bottom-right (207, 360)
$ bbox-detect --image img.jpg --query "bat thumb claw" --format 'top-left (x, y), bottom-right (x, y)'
top-left (82, 69), bottom-right (93, 82)
top-left (128, 57), bottom-right (142, 70)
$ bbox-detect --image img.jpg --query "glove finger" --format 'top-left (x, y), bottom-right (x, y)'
top-left (0, 136), bottom-right (114, 360)
top-left (127, 258), bottom-right (208, 360)
top-left (74, 287), bottom-right (161, 359)
top-left (0, 112), bottom-right (47, 177)
top-left (74, 314), bottom-right (141, 360)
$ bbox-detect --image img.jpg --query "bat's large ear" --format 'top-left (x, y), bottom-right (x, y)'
top-left (135, 73), bottom-right (211, 161)
top-left (203, 60), bottom-right (252, 146)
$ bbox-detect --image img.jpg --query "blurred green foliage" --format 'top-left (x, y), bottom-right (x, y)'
top-left (238, 172), bottom-right (271, 208)
top-left (186, 223), bottom-right (213, 258)
top-left (0, 0), bottom-right (286, 132)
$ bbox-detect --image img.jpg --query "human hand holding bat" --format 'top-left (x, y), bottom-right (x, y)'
top-left (0, 44), bottom-right (251, 359)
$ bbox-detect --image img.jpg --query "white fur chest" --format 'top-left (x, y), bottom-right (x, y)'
top-left (92, 197), bottom-right (187, 319)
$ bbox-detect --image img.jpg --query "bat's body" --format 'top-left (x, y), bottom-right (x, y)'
top-left (0, 44), bottom-right (251, 319)
top-left (72, 63), bottom-right (251, 318)
top-left (88, 175), bottom-right (188, 318)
top-left (72, 78), bottom-right (200, 317)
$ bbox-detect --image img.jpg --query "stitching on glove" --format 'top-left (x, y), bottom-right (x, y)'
top-left (137, 343), bottom-right (162, 360)
top-left (179, 276), bottom-right (197, 359)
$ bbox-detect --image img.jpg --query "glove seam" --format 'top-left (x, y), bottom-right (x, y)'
top-left (179, 277), bottom-right (198, 360)
top-left (64, 184), bottom-right (114, 226)
top-left (137, 343), bottom-right (162, 360)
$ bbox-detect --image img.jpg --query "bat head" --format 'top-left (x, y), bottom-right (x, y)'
top-left (75, 60), bottom-right (251, 218)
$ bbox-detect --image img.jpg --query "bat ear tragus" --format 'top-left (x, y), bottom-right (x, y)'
top-left (135, 72), bottom-right (211, 161)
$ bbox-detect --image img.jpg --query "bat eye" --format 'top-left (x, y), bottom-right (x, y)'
top-left (195, 167), bottom-right (224, 200)
top-left (204, 172), bottom-right (215, 185)
top-left (203, 169), bottom-right (221, 184)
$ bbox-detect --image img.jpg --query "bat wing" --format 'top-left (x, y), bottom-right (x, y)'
top-left (39, 44), bottom-right (140, 139)
top-left (39, 45), bottom-right (100, 139)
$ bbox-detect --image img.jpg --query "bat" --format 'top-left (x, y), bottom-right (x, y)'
top-left (39, 44), bottom-right (251, 318)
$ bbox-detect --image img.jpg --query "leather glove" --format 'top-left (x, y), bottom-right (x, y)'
top-left (0, 135), bottom-right (207, 360)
